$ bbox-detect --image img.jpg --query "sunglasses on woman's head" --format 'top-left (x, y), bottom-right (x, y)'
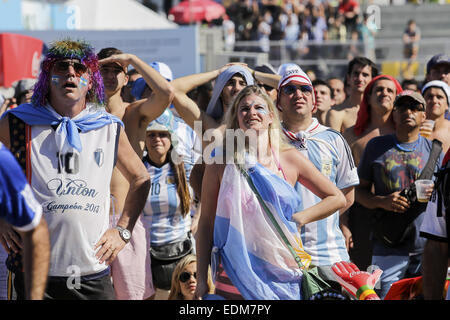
top-left (53, 60), bottom-right (88, 76)
top-left (282, 84), bottom-right (313, 95)
top-left (179, 271), bottom-right (197, 283)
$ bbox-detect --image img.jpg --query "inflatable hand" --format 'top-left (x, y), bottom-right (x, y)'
top-left (331, 261), bottom-right (382, 300)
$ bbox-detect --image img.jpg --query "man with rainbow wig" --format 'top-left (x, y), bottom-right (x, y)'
top-left (0, 39), bottom-right (150, 300)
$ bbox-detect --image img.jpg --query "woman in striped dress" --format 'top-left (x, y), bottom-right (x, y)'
top-left (142, 117), bottom-right (194, 300)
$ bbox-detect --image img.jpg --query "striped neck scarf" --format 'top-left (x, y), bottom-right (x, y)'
top-left (281, 118), bottom-right (321, 150)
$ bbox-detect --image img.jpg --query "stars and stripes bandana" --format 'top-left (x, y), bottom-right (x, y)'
top-left (281, 118), bottom-right (322, 150)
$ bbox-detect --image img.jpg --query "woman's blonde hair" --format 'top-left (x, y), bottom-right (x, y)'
top-left (167, 254), bottom-right (215, 300)
top-left (221, 85), bottom-right (292, 165)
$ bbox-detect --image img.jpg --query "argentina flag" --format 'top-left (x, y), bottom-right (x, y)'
top-left (211, 158), bottom-right (311, 300)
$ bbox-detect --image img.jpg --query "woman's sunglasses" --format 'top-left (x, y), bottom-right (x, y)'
top-left (53, 60), bottom-right (88, 76)
top-left (179, 271), bottom-right (197, 283)
top-left (147, 132), bottom-right (170, 139)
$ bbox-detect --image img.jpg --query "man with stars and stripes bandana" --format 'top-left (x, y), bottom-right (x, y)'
top-left (276, 64), bottom-right (359, 291)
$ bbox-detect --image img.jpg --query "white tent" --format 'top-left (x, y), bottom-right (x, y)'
top-left (65, 0), bottom-right (178, 30)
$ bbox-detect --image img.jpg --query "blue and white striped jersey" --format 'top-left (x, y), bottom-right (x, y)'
top-left (163, 110), bottom-right (202, 167)
top-left (0, 142), bottom-right (42, 231)
top-left (142, 159), bottom-right (193, 246)
top-left (284, 119), bottom-right (359, 266)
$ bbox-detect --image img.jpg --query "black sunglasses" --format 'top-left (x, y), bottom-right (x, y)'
top-left (394, 103), bottom-right (425, 112)
top-left (147, 131), bottom-right (170, 138)
top-left (100, 65), bottom-right (125, 75)
top-left (53, 60), bottom-right (88, 76)
top-left (261, 84), bottom-right (275, 91)
top-left (282, 84), bottom-right (313, 95)
top-left (179, 271), bottom-right (197, 283)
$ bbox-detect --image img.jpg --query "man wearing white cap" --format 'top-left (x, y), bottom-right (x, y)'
top-left (421, 80), bottom-right (450, 153)
top-left (277, 64), bottom-right (359, 288)
top-left (97, 47), bottom-right (174, 300)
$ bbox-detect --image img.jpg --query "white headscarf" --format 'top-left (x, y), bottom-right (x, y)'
top-left (421, 80), bottom-right (450, 107)
top-left (205, 65), bottom-right (254, 120)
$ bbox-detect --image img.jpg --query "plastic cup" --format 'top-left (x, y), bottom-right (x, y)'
top-left (415, 179), bottom-right (434, 203)
top-left (419, 119), bottom-right (435, 138)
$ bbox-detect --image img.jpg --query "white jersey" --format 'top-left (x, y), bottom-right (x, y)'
top-left (141, 160), bottom-right (192, 246)
top-left (419, 173), bottom-right (449, 300)
top-left (30, 114), bottom-right (119, 277)
top-left (285, 119), bottom-right (359, 266)
top-left (420, 193), bottom-right (447, 241)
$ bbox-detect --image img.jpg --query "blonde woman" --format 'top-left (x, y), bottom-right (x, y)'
top-left (168, 254), bottom-right (214, 300)
top-left (195, 85), bottom-right (346, 300)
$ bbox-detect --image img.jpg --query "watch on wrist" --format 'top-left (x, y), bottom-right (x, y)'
top-left (116, 226), bottom-right (132, 243)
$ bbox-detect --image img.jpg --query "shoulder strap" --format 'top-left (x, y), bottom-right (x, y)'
top-left (405, 139), bottom-right (444, 202)
top-left (418, 139), bottom-right (443, 180)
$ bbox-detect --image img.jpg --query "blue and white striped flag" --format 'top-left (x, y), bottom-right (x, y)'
top-left (212, 158), bottom-right (311, 300)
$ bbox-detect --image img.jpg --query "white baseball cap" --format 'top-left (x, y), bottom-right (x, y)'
top-left (150, 61), bottom-right (173, 82)
top-left (277, 64), bottom-right (316, 110)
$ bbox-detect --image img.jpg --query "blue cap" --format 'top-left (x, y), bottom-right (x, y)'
top-left (131, 62), bottom-right (173, 100)
top-left (131, 77), bottom-right (147, 100)
top-left (426, 54), bottom-right (450, 74)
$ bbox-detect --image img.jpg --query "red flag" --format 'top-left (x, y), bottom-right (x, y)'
top-left (0, 33), bottom-right (43, 87)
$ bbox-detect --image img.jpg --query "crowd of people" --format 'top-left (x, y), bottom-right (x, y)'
top-left (0, 36), bottom-right (449, 301)
top-left (199, 0), bottom-right (374, 61)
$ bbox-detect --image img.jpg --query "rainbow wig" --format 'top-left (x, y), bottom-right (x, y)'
top-left (32, 38), bottom-right (105, 106)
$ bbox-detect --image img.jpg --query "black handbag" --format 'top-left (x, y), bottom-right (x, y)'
top-left (371, 139), bottom-right (442, 248)
top-left (150, 235), bottom-right (193, 290)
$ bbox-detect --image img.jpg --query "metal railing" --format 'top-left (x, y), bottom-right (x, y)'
top-left (227, 37), bottom-right (450, 80)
